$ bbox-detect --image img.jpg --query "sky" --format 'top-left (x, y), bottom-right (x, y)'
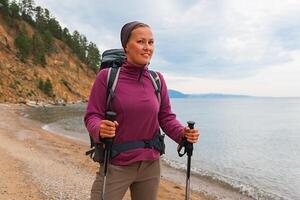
top-left (33, 0), bottom-right (300, 97)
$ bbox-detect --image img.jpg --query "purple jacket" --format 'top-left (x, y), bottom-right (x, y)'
top-left (84, 61), bottom-right (184, 165)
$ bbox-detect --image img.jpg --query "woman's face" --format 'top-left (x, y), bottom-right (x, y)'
top-left (125, 26), bottom-right (154, 65)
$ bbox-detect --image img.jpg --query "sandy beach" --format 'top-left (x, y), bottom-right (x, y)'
top-left (0, 103), bottom-right (209, 200)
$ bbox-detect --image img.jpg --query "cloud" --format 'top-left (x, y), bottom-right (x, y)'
top-left (34, 0), bottom-right (300, 96)
top-left (155, 0), bottom-right (300, 79)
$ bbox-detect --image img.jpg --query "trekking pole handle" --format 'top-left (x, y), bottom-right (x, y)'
top-left (106, 111), bottom-right (116, 122)
top-left (187, 121), bottom-right (195, 129)
top-left (104, 111), bottom-right (116, 145)
top-left (186, 121), bottom-right (195, 157)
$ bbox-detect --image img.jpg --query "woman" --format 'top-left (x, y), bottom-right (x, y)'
top-left (84, 21), bottom-right (200, 200)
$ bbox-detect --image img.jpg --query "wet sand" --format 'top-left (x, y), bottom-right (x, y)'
top-left (0, 103), bottom-right (208, 200)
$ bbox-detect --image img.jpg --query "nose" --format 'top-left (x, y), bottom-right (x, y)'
top-left (143, 43), bottom-right (153, 51)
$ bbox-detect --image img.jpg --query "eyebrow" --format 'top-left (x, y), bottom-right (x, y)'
top-left (137, 37), bottom-right (154, 41)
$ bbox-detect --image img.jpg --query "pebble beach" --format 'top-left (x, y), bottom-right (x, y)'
top-left (0, 103), bottom-right (208, 200)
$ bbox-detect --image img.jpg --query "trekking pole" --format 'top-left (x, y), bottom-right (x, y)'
top-left (102, 111), bottom-right (116, 200)
top-left (177, 121), bottom-right (195, 200)
top-left (185, 121), bottom-right (195, 200)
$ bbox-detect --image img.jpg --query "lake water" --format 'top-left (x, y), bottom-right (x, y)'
top-left (22, 98), bottom-right (300, 200)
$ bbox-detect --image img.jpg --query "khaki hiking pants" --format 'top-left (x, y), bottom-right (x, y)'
top-left (90, 159), bottom-right (161, 200)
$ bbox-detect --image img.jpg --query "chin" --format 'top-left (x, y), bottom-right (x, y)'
top-left (137, 60), bottom-right (150, 65)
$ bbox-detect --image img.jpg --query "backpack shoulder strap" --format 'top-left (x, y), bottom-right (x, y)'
top-left (87, 64), bottom-right (120, 152)
top-left (106, 66), bottom-right (121, 109)
top-left (148, 70), bottom-right (161, 105)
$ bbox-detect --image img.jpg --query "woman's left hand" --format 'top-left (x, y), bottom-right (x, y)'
top-left (183, 127), bottom-right (200, 143)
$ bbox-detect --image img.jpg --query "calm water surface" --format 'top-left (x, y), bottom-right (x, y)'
top-left (23, 98), bottom-right (300, 200)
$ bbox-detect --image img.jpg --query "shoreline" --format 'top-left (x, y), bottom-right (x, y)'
top-left (32, 103), bottom-right (256, 200)
top-left (0, 103), bottom-right (208, 200)
top-left (1, 103), bottom-right (260, 200)
top-left (23, 103), bottom-right (254, 199)
top-left (15, 100), bottom-right (297, 200)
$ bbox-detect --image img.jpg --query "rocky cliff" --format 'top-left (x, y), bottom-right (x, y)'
top-left (0, 13), bottom-right (96, 104)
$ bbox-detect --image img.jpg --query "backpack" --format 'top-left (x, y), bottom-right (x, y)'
top-left (86, 49), bottom-right (165, 163)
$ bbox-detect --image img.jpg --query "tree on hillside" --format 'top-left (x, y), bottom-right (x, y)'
top-left (14, 29), bottom-right (32, 61)
top-left (9, 1), bottom-right (21, 19)
top-left (87, 42), bottom-right (101, 73)
top-left (43, 78), bottom-right (53, 97)
top-left (19, 0), bottom-right (35, 25)
top-left (35, 6), bottom-right (47, 30)
top-left (43, 8), bottom-right (50, 21)
top-left (62, 27), bottom-right (72, 45)
top-left (32, 32), bottom-right (46, 65)
top-left (0, 0), bottom-right (9, 6)
top-left (38, 78), bottom-right (53, 97)
top-left (0, 0), bottom-right (9, 14)
top-left (1, 0), bottom-right (20, 26)
top-left (2, 0), bottom-right (102, 71)
top-left (48, 17), bottom-right (62, 39)
top-left (68, 31), bottom-right (90, 63)
top-left (78, 34), bottom-right (88, 62)
top-left (41, 29), bottom-right (53, 52)
top-left (71, 30), bottom-right (80, 51)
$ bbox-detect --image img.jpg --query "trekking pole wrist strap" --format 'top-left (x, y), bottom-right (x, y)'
top-left (178, 138), bottom-right (187, 157)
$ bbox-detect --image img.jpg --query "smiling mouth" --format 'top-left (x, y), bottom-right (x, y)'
top-left (142, 53), bottom-right (150, 57)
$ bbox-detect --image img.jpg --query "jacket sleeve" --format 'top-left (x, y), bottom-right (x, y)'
top-left (157, 72), bottom-right (184, 144)
top-left (84, 69), bottom-right (108, 143)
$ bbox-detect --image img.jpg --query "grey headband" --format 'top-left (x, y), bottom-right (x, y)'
top-left (120, 21), bottom-right (148, 49)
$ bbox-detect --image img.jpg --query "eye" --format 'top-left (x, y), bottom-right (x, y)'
top-left (149, 40), bottom-right (154, 45)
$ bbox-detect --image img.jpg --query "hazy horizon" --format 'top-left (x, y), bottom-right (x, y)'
top-left (168, 89), bottom-right (300, 98)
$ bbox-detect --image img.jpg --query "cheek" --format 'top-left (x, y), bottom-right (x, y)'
top-left (126, 44), bottom-right (139, 53)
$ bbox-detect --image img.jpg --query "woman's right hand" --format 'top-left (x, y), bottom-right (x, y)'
top-left (99, 120), bottom-right (119, 139)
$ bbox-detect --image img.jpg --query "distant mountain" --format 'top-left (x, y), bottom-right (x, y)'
top-left (187, 93), bottom-right (252, 98)
top-left (168, 89), bottom-right (252, 99)
top-left (168, 89), bottom-right (188, 98)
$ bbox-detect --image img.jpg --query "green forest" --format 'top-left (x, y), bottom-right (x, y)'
top-left (0, 0), bottom-right (101, 72)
